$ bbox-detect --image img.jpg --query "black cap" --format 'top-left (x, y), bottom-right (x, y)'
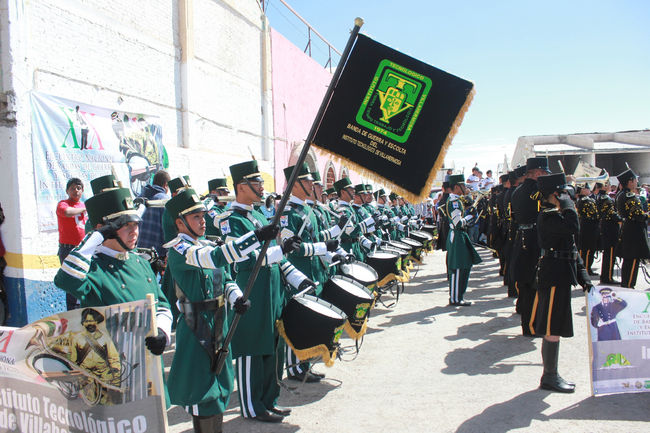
top-left (499, 174), bottom-right (509, 183)
top-left (526, 157), bottom-right (551, 173)
top-left (537, 173), bottom-right (568, 196)
top-left (514, 166), bottom-right (527, 178)
top-left (616, 168), bottom-right (637, 186)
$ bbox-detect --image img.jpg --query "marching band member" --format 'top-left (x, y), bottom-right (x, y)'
top-left (445, 174), bottom-right (482, 306)
top-left (221, 160), bottom-right (316, 423)
top-left (595, 181), bottom-right (621, 284)
top-left (614, 168), bottom-right (650, 288)
top-left (164, 187), bottom-right (269, 432)
top-left (530, 172), bottom-right (593, 393)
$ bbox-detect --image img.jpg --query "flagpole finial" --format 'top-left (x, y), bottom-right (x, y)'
top-left (354, 17), bottom-right (364, 27)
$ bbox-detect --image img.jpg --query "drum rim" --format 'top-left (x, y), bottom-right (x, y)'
top-left (388, 241), bottom-right (411, 248)
top-left (380, 245), bottom-right (409, 255)
top-left (401, 238), bottom-right (424, 247)
top-left (410, 230), bottom-right (433, 240)
top-left (328, 275), bottom-right (374, 299)
top-left (367, 250), bottom-right (399, 259)
top-left (294, 293), bottom-right (347, 319)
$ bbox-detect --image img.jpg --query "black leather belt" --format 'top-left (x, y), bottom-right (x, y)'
top-left (541, 249), bottom-right (578, 260)
top-left (179, 295), bottom-right (225, 314)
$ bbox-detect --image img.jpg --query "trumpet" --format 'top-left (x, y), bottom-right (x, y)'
top-left (574, 170), bottom-right (609, 187)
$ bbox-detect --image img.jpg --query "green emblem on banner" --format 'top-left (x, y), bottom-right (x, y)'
top-left (356, 59), bottom-right (432, 143)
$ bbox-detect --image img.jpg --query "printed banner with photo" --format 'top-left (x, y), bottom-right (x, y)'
top-left (0, 300), bottom-right (167, 432)
top-left (30, 92), bottom-right (168, 231)
top-left (312, 34), bottom-right (474, 202)
top-left (587, 285), bottom-right (650, 396)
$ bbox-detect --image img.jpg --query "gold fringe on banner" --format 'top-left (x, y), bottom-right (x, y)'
top-left (276, 320), bottom-right (337, 367)
top-left (313, 87), bottom-right (475, 203)
top-left (344, 319), bottom-right (368, 340)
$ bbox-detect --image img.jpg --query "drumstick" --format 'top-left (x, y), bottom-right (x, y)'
top-left (295, 281), bottom-right (320, 297)
top-left (297, 204), bottom-right (316, 237)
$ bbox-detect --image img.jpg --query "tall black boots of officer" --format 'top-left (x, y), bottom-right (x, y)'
top-left (540, 339), bottom-right (575, 393)
top-left (192, 414), bottom-right (223, 433)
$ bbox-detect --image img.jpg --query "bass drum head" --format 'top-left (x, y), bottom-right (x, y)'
top-left (340, 261), bottom-right (379, 285)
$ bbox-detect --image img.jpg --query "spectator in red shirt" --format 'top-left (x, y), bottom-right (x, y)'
top-left (56, 178), bottom-right (88, 310)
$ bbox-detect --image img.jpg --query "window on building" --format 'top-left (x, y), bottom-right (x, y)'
top-left (325, 165), bottom-right (336, 189)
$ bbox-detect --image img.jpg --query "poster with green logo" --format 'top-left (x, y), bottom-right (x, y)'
top-left (313, 34), bottom-right (474, 202)
top-left (587, 285), bottom-right (650, 395)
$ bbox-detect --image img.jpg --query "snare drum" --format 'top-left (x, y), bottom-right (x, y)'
top-left (277, 294), bottom-right (347, 367)
top-left (366, 250), bottom-right (401, 286)
top-left (320, 276), bottom-right (374, 339)
top-left (402, 238), bottom-right (424, 262)
top-left (339, 261), bottom-right (379, 288)
top-left (410, 230), bottom-right (434, 251)
top-left (422, 224), bottom-right (436, 235)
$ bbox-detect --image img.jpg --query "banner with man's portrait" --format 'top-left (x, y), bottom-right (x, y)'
top-left (0, 299), bottom-right (167, 432)
top-left (587, 285), bottom-right (650, 396)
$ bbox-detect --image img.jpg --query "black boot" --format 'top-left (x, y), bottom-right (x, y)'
top-left (192, 414), bottom-right (223, 433)
top-left (540, 339), bottom-right (575, 393)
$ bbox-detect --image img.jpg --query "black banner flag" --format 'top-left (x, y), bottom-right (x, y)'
top-left (312, 34), bottom-right (474, 201)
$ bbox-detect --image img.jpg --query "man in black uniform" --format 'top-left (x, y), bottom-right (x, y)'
top-left (614, 169), bottom-right (650, 288)
top-left (494, 174), bottom-right (510, 277)
top-left (576, 183), bottom-right (599, 275)
top-left (511, 158), bottom-right (549, 335)
top-left (531, 172), bottom-right (593, 393)
top-left (595, 182), bottom-right (621, 284)
top-left (504, 166), bottom-right (527, 300)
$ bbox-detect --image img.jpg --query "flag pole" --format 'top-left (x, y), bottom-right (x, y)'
top-left (212, 17), bottom-right (365, 374)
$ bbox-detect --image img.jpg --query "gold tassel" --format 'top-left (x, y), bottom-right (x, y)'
top-left (344, 318), bottom-right (368, 340)
top-left (312, 87), bottom-right (475, 202)
top-left (376, 273), bottom-right (401, 287)
top-left (276, 320), bottom-right (337, 367)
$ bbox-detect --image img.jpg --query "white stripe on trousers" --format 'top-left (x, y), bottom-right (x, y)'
top-left (237, 356), bottom-right (256, 418)
top-left (450, 269), bottom-right (459, 303)
top-left (286, 345), bottom-right (303, 376)
top-left (185, 404), bottom-right (200, 416)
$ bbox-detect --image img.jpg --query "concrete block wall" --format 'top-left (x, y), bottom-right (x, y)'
top-left (0, 0), bottom-right (273, 325)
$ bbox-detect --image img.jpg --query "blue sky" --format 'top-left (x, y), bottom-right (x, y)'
top-left (264, 0), bottom-right (650, 175)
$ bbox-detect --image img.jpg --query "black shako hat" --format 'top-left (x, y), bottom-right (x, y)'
top-left (616, 168), bottom-right (637, 186)
top-left (526, 157), bottom-right (551, 173)
top-left (537, 173), bottom-right (568, 197)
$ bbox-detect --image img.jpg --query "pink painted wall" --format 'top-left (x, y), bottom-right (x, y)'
top-left (270, 28), bottom-right (360, 192)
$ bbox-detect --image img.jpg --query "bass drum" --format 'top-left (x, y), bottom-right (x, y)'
top-left (277, 294), bottom-right (347, 367)
top-left (366, 250), bottom-right (401, 286)
top-left (339, 261), bottom-right (379, 288)
top-left (320, 276), bottom-right (374, 339)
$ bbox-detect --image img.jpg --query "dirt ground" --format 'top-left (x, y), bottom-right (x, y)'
top-left (166, 249), bottom-right (650, 432)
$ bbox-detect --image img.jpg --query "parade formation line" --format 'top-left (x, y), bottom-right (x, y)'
top-left (166, 249), bottom-right (650, 433)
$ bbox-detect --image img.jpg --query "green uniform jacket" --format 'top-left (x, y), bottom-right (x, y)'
top-left (337, 201), bottom-right (365, 261)
top-left (222, 206), bottom-right (286, 356)
top-left (166, 234), bottom-right (239, 411)
top-left (445, 195), bottom-right (481, 269)
top-left (280, 199), bottom-right (328, 292)
top-left (204, 199), bottom-right (227, 238)
top-left (54, 241), bottom-right (170, 312)
top-left (310, 202), bottom-right (337, 278)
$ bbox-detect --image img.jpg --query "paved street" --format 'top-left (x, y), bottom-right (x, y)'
top-left (166, 249), bottom-right (650, 432)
